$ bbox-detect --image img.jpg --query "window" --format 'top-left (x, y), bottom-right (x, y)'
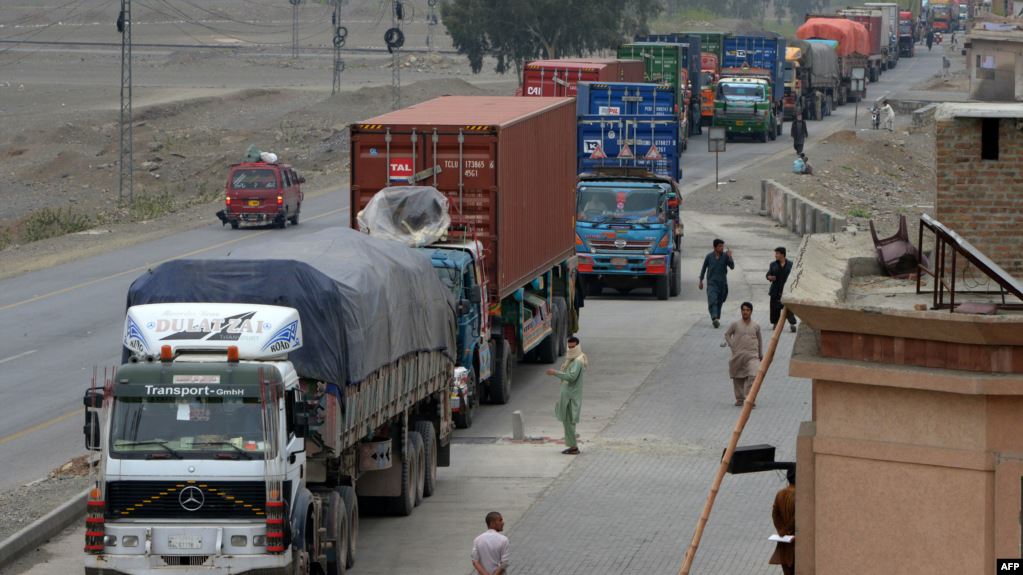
top-left (981, 118), bottom-right (999, 161)
top-left (282, 170), bottom-right (291, 187)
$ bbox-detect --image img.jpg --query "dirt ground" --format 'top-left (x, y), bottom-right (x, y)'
top-left (0, 0), bottom-right (518, 277)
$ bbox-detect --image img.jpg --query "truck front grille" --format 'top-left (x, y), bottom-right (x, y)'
top-left (107, 480), bottom-right (273, 519)
top-left (588, 239), bottom-right (653, 252)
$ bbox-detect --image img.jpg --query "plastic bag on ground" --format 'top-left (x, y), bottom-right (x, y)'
top-left (357, 186), bottom-right (451, 248)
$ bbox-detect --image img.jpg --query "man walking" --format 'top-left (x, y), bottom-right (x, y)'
top-left (767, 246), bottom-right (798, 332)
top-left (790, 112), bottom-right (808, 155)
top-left (769, 469), bottom-right (796, 575)
top-left (724, 302), bottom-right (763, 407)
top-left (471, 511), bottom-right (510, 575)
top-left (880, 99), bottom-right (895, 131)
top-left (699, 239), bottom-right (735, 328)
top-left (546, 336), bottom-right (587, 455)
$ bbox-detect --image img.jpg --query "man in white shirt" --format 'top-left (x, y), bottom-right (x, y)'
top-left (471, 511), bottom-right (510, 575)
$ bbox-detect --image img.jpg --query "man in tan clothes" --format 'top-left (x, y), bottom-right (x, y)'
top-left (724, 302), bottom-right (763, 406)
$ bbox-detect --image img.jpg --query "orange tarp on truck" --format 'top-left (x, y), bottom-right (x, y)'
top-left (797, 18), bottom-right (871, 57)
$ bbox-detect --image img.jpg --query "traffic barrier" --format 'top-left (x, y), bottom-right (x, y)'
top-left (0, 489), bottom-right (88, 569)
top-left (760, 179), bottom-right (847, 235)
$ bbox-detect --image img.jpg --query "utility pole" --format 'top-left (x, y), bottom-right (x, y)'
top-left (290, 0), bottom-right (301, 59)
top-left (427, 0), bottom-right (437, 52)
top-left (331, 0), bottom-right (346, 94)
top-left (117, 0), bottom-right (133, 206)
top-left (389, 0), bottom-right (404, 110)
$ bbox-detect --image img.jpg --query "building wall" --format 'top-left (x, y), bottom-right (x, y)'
top-left (967, 39), bottom-right (1023, 101)
top-left (935, 116), bottom-right (1023, 274)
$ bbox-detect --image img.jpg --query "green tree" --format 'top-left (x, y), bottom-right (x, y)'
top-left (440, 0), bottom-right (663, 74)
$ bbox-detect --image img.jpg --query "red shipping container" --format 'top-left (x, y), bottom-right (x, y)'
top-left (350, 96), bottom-right (577, 301)
top-left (837, 10), bottom-right (883, 55)
top-left (520, 58), bottom-right (645, 97)
top-left (798, 18), bottom-right (871, 57)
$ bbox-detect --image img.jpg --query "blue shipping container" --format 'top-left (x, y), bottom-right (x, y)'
top-left (576, 82), bottom-right (676, 117)
top-left (577, 115), bottom-right (682, 182)
top-left (721, 36), bottom-right (786, 104)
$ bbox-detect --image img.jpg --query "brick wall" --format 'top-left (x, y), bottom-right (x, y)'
top-left (935, 117), bottom-right (1023, 275)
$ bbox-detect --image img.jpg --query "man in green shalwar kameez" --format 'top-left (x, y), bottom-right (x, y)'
top-left (546, 336), bottom-right (588, 455)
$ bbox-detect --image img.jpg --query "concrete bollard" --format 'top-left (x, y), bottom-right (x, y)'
top-left (512, 410), bottom-right (524, 440)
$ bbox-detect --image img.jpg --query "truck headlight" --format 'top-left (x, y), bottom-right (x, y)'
top-left (253, 535), bottom-right (267, 547)
top-left (231, 535), bottom-right (248, 547)
top-left (122, 535), bottom-right (139, 547)
top-left (103, 535), bottom-right (117, 547)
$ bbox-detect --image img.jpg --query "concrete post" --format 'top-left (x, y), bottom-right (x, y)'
top-left (512, 410), bottom-right (524, 440)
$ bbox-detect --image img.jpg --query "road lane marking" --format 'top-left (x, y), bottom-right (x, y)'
top-left (0, 408), bottom-right (79, 446)
top-left (0, 207), bottom-right (347, 313)
top-left (0, 349), bottom-right (37, 364)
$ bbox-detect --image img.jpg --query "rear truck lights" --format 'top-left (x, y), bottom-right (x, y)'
top-left (277, 195), bottom-right (284, 206)
top-left (578, 255), bottom-right (594, 273)
top-left (645, 256), bottom-right (667, 275)
top-left (225, 196), bottom-right (232, 206)
top-left (84, 487), bottom-right (105, 554)
top-left (230, 535), bottom-right (248, 547)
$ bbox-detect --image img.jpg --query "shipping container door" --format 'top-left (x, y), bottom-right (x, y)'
top-left (581, 84), bottom-right (675, 117)
top-left (577, 116), bottom-right (681, 182)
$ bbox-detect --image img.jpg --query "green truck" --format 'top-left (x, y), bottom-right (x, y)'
top-left (714, 73), bottom-right (778, 142)
top-left (617, 41), bottom-right (697, 144)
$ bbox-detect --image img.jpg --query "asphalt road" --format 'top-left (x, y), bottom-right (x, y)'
top-left (2, 44), bottom-right (944, 574)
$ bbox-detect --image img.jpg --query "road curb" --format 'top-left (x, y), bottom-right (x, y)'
top-left (0, 488), bottom-right (88, 569)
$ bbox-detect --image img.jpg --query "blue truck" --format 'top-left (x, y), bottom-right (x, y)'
top-left (575, 168), bottom-right (683, 300)
top-left (718, 35), bottom-right (787, 141)
top-left (576, 82), bottom-right (683, 182)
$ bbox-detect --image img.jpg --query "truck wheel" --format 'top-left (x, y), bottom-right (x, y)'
top-left (487, 339), bottom-right (512, 405)
top-left (586, 280), bottom-right (603, 297)
top-left (389, 439), bottom-right (416, 517)
top-left (769, 124), bottom-right (776, 141)
top-left (338, 486), bottom-right (358, 569)
top-left (669, 255), bottom-right (681, 298)
top-left (276, 213), bottom-right (287, 229)
top-left (322, 490), bottom-right (349, 575)
top-left (553, 297), bottom-right (568, 356)
top-left (413, 421), bottom-right (437, 498)
top-left (760, 129), bottom-right (769, 143)
top-left (535, 312), bottom-right (559, 365)
top-left (410, 431), bottom-right (425, 507)
top-left (654, 274), bottom-right (669, 300)
top-left (453, 368), bottom-right (475, 429)
top-left (230, 220), bottom-right (240, 230)
top-left (289, 208), bottom-right (300, 226)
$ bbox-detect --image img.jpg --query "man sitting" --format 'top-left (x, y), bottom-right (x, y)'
top-left (792, 153), bottom-right (813, 176)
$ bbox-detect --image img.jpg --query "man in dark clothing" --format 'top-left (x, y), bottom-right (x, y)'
top-left (926, 29), bottom-right (933, 51)
top-left (766, 246), bottom-right (798, 332)
top-left (699, 239), bottom-right (735, 328)
top-left (790, 113), bottom-right (808, 155)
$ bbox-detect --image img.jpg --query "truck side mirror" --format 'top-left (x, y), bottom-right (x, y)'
top-left (84, 410), bottom-right (101, 451)
top-left (297, 176), bottom-right (306, 184)
top-left (469, 286), bottom-right (482, 304)
top-left (293, 402), bottom-right (309, 438)
top-left (458, 299), bottom-right (471, 315)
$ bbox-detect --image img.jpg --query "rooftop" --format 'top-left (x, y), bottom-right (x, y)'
top-left (934, 102), bottom-right (1023, 120)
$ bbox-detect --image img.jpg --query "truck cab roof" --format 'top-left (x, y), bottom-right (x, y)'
top-left (112, 360), bottom-right (299, 395)
top-left (577, 168), bottom-right (677, 191)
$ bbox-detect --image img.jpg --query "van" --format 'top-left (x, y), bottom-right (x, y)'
top-left (221, 161), bottom-right (303, 229)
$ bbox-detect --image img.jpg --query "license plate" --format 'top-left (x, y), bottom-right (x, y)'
top-left (611, 257), bottom-right (628, 267)
top-left (248, 200), bottom-right (260, 207)
top-left (735, 120), bottom-right (744, 126)
top-left (168, 535), bottom-right (202, 550)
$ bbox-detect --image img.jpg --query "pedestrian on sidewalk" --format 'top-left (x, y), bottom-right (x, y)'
top-left (880, 100), bottom-right (895, 131)
top-left (546, 336), bottom-right (587, 455)
top-left (471, 511), bottom-right (510, 575)
top-left (769, 469), bottom-right (796, 575)
top-left (767, 246), bottom-right (798, 332)
top-left (724, 302), bottom-right (763, 407)
top-left (699, 239), bottom-right (735, 328)
top-left (790, 112), bottom-right (808, 155)
top-left (941, 54), bottom-right (951, 79)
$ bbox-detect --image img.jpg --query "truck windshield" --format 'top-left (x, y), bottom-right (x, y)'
top-left (231, 169), bottom-right (278, 190)
top-left (577, 187), bottom-right (663, 224)
top-left (434, 266), bottom-right (463, 296)
top-left (110, 396), bottom-right (267, 459)
top-left (719, 84), bottom-right (764, 99)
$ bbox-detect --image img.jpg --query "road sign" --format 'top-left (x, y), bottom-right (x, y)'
top-left (590, 144), bottom-right (607, 160)
top-left (617, 143), bottom-right (635, 159)
top-left (644, 145), bottom-right (662, 160)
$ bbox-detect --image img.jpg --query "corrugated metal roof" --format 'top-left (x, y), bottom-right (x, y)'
top-left (359, 96), bottom-right (573, 128)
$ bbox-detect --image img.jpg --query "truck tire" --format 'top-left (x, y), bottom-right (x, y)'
top-left (276, 213), bottom-right (287, 229)
top-left (760, 129), bottom-right (769, 143)
top-left (586, 280), bottom-right (603, 297)
top-left (487, 339), bottom-right (512, 405)
top-left (289, 208), bottom-right (300, 226)
top-left (409, 431), bottom-right (425, 507)
top-left (453, 367), bottom-right (475, 429)
top-left (654, 274), bottom-right (669, 300)
top-left (769, 124), bottom-right (777, 141)
top-left (322, 490), bottom-right (349, 575)
top-left (535, 320), bottom-right (558, 365)
top-left (230, 220), bottom-right (240, 230)
top-left (669, 254), bottom-right (681, 298)
top-left (338, 486), bottom-right (358, 569)
top-left (553, 297), bottom-right (568, 356)
top-left (413, 421), bottom-right (437, 498)
top-left (389, 439), bottom-right (416, 517)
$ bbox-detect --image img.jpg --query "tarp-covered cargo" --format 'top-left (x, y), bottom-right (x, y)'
top-left (125, 227), bottom-right (457, 387)
top-left (357, 185), bottom-right (451, 247)
top-left (797, 18), bottom-right (871, 58)
top-left (789, 39), bottom-right (840, 88)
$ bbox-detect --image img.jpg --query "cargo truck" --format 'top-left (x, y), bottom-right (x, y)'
top-left (574, 168), bottom-right (682, 300)
top-left (575, 82), bottom-right (683, 182)
top-left (835, 8), bottom-right (886, 81)
top-left (717, 35), bottom-right (786, 142)
top-left (865, 3), bottom-right (901, 69)
top-left (798, 18), bottom-right (871, 104)
top-left (928, 0), bottom-right (956, 32)
top-left (898, 10), bottom-right (916, 57)
top-left (619, 40), bottom-right (702, 138)
top-left (699, 52), bottom-right (720, 127)
top-left (785, 40), bottom-right (840, 120)
top-left (350, 96), bottom-right (581, 407)
top-left (83, 227), bottom-right (458, 575)
top-left (520, 58), bottom-right (645, 97)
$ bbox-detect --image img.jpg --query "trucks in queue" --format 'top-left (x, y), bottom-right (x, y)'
top-left (928, 0), bottom-right (956, 33)
top-left (350, 96), bottom-right (581, 410)
top-left (699, 52), bottom-right (720, 127)
top-left (865, 3), bottom-right (901, 69)
top-left (835, 8), bottom-right (886, 81)
top-left (717, 35), bottom-right (786, 142)
top-left (798, 18), bottom-right (871, 104)
top-left (621, 39), bottom-right (703, 138)
top-left (83, 227), bottom-right (458, 574)
top-left (575, 81), bottom-right (683, 181)
top-left (520, 58), bottom-right (645, 97)
top-left (574, 167), bottom-right (682, 300)
top-left (898, 10), bottom-right (916, 57)
top-left (784, 40), bottom-right (840, 120)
